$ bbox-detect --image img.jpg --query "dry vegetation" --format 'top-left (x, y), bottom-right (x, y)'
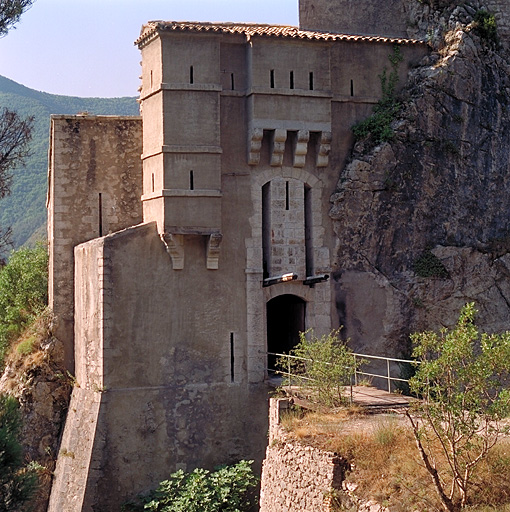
top-left (280, 407), bottom-right (510, 512)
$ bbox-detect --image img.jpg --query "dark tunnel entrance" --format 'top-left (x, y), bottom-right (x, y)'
top-left (266, 294), bottom-right (306, 372)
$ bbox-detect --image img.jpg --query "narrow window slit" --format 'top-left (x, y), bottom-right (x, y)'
top-left (309, 71), bottom-right (314, 90)
top-left (230, 333), bottom-right (235, 383)
top-left (190, 66), bottom-right (194, 84)
top-left (151, 173), bottom-right (154, 192)
top-left (262, 182), bottom-right (271, 279)
top-left (231, 73), bottom-right (235, 90)
top-left (350, 79), bottom-right (354, 97)
top-left (285, 181), bottom-right (290, 211)
top-left (290, 71), bottom-right (294, 89)
top-left (98, 193), bottom-right (103, 237)
top-left (189, 170), bottom-right (194, 190)
top-left (305, 184), bottom-right (313, 276)
top-left (270, 69), bottom-right (275, 88)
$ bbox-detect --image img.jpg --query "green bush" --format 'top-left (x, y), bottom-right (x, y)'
top-left (0, 243), bottom-right (48, 366)
top-left (473, 10), bottom-right (498, 44)
top-left (352, 45), bottom-right (403, 143)
top-left (15, 336), bottom-right (36, 356)
top-left (123, 460), bottom-right (258, 512)
top-left (0, 394), bottom-right (38, 511)
top-left (278, 329), bottom-right (361, 407)
top-left (413, 250), bottom-right (449, 278)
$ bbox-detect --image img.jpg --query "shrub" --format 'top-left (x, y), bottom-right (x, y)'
top-left (15, 336), bottom-right (36, 356)
top-left (0, 394), bottom-right (38, 511)
top-left (0, 243), bottom-right (48, 366)
top-left (473, 10), bottom-right (498, 44)
top-left (413, 250), bottom-right (449, 278)
top-left (352, 45), bottom-right (403, 143)
top-left (278, 330), bottom-right (362, 407)
top-left (123, 460), bottom-right (258, 512)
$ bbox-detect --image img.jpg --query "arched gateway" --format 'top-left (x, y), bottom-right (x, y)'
top-left (266, 294), bottom-right (306, 371)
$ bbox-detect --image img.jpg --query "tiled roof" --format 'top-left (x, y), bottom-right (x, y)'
top-left (135, 21), bottom-right (426, 47)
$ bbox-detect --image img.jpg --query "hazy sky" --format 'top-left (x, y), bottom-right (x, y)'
top-left (1, 0), bottom-right (298, 98)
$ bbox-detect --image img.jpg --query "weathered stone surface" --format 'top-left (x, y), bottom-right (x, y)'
top-left (330, 4), bottom-right (510, 356)
top-left (260, 399), bottom-right (349, 512)
top-left (407, 0), bottom-right (510, 51)
top-left (300, 0), bottom-right (410, 38)
top-left (47, 115), bottom-right (143, 371)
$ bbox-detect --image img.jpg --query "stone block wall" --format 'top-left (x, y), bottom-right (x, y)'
top-left (487, 0), bottom-right (510, 46)
top-left (48, 222), bottom-right (271, 511)
top-left (260, 399), bottom-right (348, 512)
top-left (299, 0), bottom-right (409, 38)
top-left (46, 387), bottom-right (104, 512)
top-left (267, 177), bottom-right (306, 278)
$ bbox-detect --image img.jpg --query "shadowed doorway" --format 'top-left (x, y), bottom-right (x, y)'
top-left (266, 294), bottom-right (306, 372)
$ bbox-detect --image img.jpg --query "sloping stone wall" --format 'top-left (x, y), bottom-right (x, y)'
top-left (260, 399), bottom-right (348, 512)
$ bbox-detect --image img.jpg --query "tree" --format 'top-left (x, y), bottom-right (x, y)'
top-left (0, 109), bottom-right (34, 254)
top-left (0, 393), bottom-right (38, 511)
top-left (406, 303), bottom-right (510, 512)
top-left (0, 243), bottom-right (48, 365)
top-left (0, 0), bottom-right (35, 254)
top-left (0, 0), bottom-right (34, 37)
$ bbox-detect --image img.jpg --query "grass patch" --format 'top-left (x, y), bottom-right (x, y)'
top-left (15, 335), bottom-right (36, 356)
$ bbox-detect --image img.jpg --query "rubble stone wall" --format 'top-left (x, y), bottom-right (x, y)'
top-left (260, 399), bottom-right (348, 512)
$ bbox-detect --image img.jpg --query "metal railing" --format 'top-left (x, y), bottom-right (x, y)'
top-left (265, 350), bottom-right (418, 396)
top-left (352, 352), bottom-right (417, 393)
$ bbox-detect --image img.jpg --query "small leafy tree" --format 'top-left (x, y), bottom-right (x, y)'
top-left (406, 303), bottom-right (510, 512)
top-left (0, 243), bottom-right (48, 365)
top-left (0, 394), bottom-right (38, 511)
top-left (278, 330), bottom-right (361, 407)
top-left (123, 460), bottom-right (258, 512)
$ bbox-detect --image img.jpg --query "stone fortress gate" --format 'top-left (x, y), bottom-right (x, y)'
top-left (46, 1), bottom-right (430, 510)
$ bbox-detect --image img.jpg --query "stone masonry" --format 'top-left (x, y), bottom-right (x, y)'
top-left (260, 398), bottom-right (349, 512)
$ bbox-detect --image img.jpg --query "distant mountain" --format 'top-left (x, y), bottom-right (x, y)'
top-left (0, 75), bottom-right (139, 253)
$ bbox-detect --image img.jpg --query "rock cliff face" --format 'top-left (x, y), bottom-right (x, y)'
top-left (330, 1), bottom-right (510, 357)
top-left (0, 314), bottom-right (71, 512)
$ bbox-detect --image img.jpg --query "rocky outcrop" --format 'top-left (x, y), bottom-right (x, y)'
top-left (407, 0), bottom-right (510, 50)
top-left (330, 2), bottom-right (510, 354)
top-left (0, 313), bottom-right (72, 512)
top-left (330, 2), bottom-right (510, 356)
